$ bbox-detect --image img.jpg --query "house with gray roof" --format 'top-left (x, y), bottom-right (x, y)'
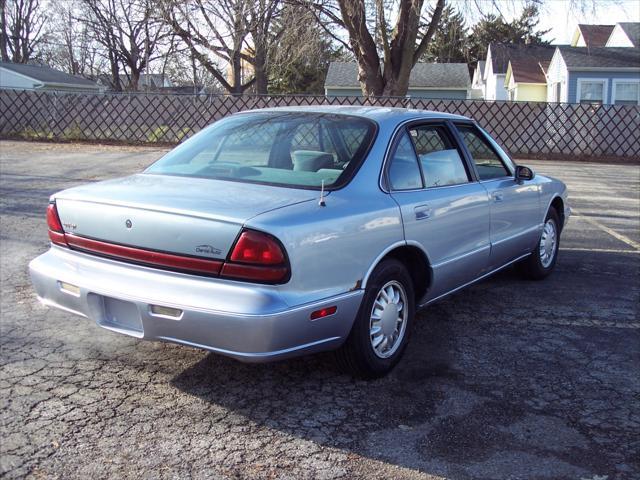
top-left (546, 46), bottom-right (640, 104)
top-left (483, 43), bottom-right (558, 101)
top-left (324, 62), bottom-right (470, 99)
top-left (0, 62), bottom-right (101, 92)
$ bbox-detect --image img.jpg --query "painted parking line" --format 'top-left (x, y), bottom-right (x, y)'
top-left (560, 247), bottom-right (640, 254)
top-left (571, 209), bottom-right (640, 251)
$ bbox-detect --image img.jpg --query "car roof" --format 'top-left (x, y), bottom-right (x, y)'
top-left (242, 105), bottom-right (471, 125)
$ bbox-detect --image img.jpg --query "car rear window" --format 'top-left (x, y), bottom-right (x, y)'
top-left (145, 112), bottom-right (376, 189)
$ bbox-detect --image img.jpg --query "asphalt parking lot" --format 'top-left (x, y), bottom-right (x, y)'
top-left (1, 140), bottom-right (638, 480)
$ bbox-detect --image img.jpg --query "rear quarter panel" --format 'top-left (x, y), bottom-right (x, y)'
top-left (247, 190), bottom-right (403, 308)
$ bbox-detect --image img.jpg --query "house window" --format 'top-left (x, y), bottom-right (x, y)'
top-left (613, 81), bottom-right (640, 105)
top-left (577, 79), bottom-right (607, 104)
top-left (555, 82), bottom-right (562, 102)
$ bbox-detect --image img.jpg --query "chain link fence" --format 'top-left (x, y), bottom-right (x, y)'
top-left (1, 89), bottom-right (638, 161)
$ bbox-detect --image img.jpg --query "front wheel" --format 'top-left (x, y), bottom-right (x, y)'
top-left (519, 208), bottom-right (561, 280)
top-left (334, 259), bottom-right (415, 378)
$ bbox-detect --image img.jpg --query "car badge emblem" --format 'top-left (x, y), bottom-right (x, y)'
top-left (125, 219), bottom-right (132, 229)
top-left (195, 244), bottom-right (221, 256)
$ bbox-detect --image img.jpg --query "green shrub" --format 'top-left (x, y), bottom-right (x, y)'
top-left (62, 123), bottom-right (84, 140)
top-left (18, 127), bottom-right (53, 140)
top-left (147, 125), bottom-right (171, 143)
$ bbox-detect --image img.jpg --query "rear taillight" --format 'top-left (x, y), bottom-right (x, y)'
top-left (222, 229), bottom-right (289, 283)
top-left (229, 230), bottom-right (285, 264)
top-left (46, 203), bottom-right (68, 247)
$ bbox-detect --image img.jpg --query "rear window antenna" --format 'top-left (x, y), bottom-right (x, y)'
top-left (319, 180), bottom-right (326, 207)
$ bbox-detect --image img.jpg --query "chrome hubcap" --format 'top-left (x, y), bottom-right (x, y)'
top-left (370, 280), bottom-right (408, 359)
top-left (539, 219), bottom-right (557, 268)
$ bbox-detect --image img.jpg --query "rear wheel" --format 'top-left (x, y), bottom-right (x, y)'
top-left (519, 207), bottom-right (561, 280)
top-left (334, 259), bottom-right (415, 378)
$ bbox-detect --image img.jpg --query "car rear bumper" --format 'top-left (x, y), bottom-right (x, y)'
top-left (29, 246), bottom-right (363, 362)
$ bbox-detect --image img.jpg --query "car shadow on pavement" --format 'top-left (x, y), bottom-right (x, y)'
top-left (170, 260), bottom-right (639, 479)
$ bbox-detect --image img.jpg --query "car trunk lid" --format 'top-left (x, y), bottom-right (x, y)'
top-left (54, 173), bottom-right (315, 262)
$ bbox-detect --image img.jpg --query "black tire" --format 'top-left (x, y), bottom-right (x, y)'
top-left (334, 258), bottom-right (415, 379)
top-left (518, 207), bottom-right (561, 280)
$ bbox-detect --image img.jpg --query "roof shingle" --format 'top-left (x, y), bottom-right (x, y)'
top-left (0, 62), bottom-right (99, 88)
top-left (577, 24), bottom-right (615, 47)
top-left (558, 46), bottom-right (640, 69)
top-left (488, 43), bottom-right (556, 75)
top-left (508, 45), bottom-right (556, 83)
top-left (324, 62), bottom-right (470, 89)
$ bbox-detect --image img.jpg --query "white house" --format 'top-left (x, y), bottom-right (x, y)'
top-left (0, 62), bottom-right (101, 92)
top-left (606, 22), bottom-right (640, 47)
top-left (483, 43), bottom-right (510, 101)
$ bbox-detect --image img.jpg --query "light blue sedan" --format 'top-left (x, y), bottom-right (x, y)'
top-left (29, 107), bottom-right (570, 377)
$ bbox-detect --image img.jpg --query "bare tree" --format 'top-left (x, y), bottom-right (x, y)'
top-left (160, 0), bottom-right (254, 94)
top-left (246, 0), bottom-right (282, 93)
top-left (303, 0), bottom-right (445, 96)
top-left (81, 0), bottom-right (169, 91)
top-left (160, 0), bottom-right (281, 95)
top-left (36, 1), bottom-right (105, 76)
top-left (0, 0), bottom-right (47, 63)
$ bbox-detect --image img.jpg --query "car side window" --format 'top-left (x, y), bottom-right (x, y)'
top-left (408, 125), bottom-right (470, 187)
top-left (456, 124), bottom-right (510, 180)
top-left (388, 131), bottom-right (423, 191)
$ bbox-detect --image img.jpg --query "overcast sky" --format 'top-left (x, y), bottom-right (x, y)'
top-left (456, 0), bottom-right (640, 45)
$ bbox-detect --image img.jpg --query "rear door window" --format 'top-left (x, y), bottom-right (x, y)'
top-left (408, 125), bottom-right (469, 187)
top-left (456, 124), bottom-right (510, 180)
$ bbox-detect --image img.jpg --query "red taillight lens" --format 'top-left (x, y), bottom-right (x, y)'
top-left (230, 230), bottom-right (285, 265)
top-left (47, 203), bottom-right (68, 246)
top-left (47, 203), bottom-right (63, 232)
top-left (224, 229), bottom-right (289, 283)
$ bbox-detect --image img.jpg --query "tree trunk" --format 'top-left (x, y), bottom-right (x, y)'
top-left (129, 69), bottom-right (140, 91)
top-left (229, 50), bottom-right (243, 95)
top-left (336, 0), bottom-right (444, 98)
top-left (0, 1), bottom-right (9, 61)
top-left (253, 43), bottom-right (268, 94)
top-left (109, 50), bottom-right (122, 92)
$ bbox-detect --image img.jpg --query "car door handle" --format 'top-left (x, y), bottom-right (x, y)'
top-left (414, 205), bottom-right (432, 220)
top-left (492, 191), bottom-right (504, 202)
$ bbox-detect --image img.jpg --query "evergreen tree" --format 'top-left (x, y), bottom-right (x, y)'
top-left (468, 5), bottom-right (551, 62)
top-left (422, 5), bottom-right (468, 63)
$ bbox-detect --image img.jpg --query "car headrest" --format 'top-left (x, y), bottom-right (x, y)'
top-left (292, 150), bottom-right (334, 172)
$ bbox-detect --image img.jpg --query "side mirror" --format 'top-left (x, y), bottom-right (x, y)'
top-left (515, 165), bottom-right (535, 182)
